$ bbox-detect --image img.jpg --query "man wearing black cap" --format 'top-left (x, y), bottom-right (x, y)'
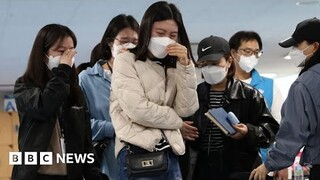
top-left (187, 36), bottom-right (279, 180)
top-left (250, 17), bottom-right (320, 180)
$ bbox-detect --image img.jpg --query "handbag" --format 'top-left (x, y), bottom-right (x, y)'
top-left (126, 144), bottom-right (168, 177)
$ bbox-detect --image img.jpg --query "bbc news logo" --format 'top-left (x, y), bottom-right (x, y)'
top-left (9, 152), bottom-right (95, 165)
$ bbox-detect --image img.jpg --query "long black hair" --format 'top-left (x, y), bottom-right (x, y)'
top-left (135, 1), bottom-right (194, 62)
top-left (21, 24), bottom-right (82, 105)
top-left (90, 14), bottom-right (139, 66)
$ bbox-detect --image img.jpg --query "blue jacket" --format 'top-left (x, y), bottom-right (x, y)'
top-left (265, 63), bottom-right (320, 171)
top-left (251, 69), bottom-right (273, 109)
top-left (79, 61), bottom-right (118, 179)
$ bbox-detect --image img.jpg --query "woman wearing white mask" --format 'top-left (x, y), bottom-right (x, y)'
top-left (12, 24), bottom-right (102, 180)
top-left (188, 36), bottom-right (278, 180)
top-left (250, 17), bottom-right (320, 180)
top-left (78, 14), bottom-right (139, 180)
top-left (110, 1), bottom-right (199, 179)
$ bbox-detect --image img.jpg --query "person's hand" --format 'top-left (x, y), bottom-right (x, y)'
top-left (119, 48), bottom-right (128, 54)
top-left (166, 43), bottom-right (189, 66)
top-left (249, 164), bottom-right (269, 180)
top-left (180, 121), bottom-right (199, 141)
top-left (60, 49), bottom-right (77, 67)
top-left (230, 123), bottom-right (248, 140)
top-left (274, 168), bottom-right (288, 180)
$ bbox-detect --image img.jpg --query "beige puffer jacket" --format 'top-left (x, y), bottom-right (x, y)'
top-left (110, 52), bottom-right (199, 157)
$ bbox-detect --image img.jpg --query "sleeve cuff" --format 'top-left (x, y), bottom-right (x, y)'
top-left (264, 160), bottom-right (273, 172)
top-left (52, 64), bottom-right (73, 83)
top-left (176, 60), bottom-right (195, 74)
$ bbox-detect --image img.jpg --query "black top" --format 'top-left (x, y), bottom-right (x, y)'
top-left (12, 64), bottom-right (102, 180)
top-left (201, 90), bottom-right (225, 153)
top-left (190, 78), bottom-right (279, 173)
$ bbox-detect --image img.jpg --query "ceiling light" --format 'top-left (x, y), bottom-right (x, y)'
top-left (296, 0), bottom-right (320, 6)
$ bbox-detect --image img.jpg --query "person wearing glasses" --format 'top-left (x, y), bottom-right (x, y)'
top-left (188, 35), bottom-right (279, 180)
top-left (78, 14), bottom-right (139, 180)
top-left (229, 31), bottom-right (283, 124)
top-left (229, 31), bottom-right (287, 179)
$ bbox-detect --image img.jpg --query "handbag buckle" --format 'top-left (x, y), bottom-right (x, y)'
top-left (141, 160), bottom-right (154, 167)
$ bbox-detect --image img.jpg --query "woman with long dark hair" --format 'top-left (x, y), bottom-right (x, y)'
top-left (78, 14), bottom-right (139, 180)
top-left (110, 1), bottom-right (199, 179)
top-left (12, 24), bottom-right (102, 180)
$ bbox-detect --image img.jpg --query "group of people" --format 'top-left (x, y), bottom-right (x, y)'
top-left (11, 1), bottom-right (320, 180)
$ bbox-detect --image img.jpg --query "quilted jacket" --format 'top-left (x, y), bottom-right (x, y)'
top-left (110, 52), bottom-right (199, 156)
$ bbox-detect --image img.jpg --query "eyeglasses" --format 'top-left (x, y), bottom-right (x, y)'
top-left (115, 38), bottom-right (138, 45)
top-left (238, 48), bottom-right (263, 58)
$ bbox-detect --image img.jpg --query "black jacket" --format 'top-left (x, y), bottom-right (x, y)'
top-left (12, 64), bottom-right (101, 180)
top-left (191, 78), bottom-right (279, 173)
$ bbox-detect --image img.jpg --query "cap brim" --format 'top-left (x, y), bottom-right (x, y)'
top-left (279, 37), bottom-right (298, 48)
top-left (198, 53), bottom-right (224, 62)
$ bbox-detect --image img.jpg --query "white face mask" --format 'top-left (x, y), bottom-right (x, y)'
top-left (71, 57), bottom-right (75, 66)
top-left (46, 55), bottom-right (75, 70)
top-left (47, 55), bottom-right (60, 70)
top-left (148, 37), bottom-right (175, 58)
top-left (111, 43), bottom-right (136, 58)
top-left (201, 64), bottom-right (228, 85)
top-left (238, 55), bottom-right (258, 73)
top-left (288, 46), bottom-right (310, 67)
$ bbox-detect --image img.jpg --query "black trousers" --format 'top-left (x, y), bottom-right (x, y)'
top-left (193, 150), bottom-right (232, 180)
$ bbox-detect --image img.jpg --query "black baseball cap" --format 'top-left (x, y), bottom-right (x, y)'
top-left (197, 36), bottom-right (230, 62)
top-left (279, 17), bottom-right (320, 48)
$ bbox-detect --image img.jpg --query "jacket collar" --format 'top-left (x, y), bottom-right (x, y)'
top-left (150, 56), bottom-right (177, 69)
top-left (225, 78), bottom-right (247, 100)
top-left (250, 69), bottom-right (262, 86)
top-left (309, 63), bottom-right (320, 75)
top-left (87, 60), bottom-right (111, 81)
top-left (203, 78), bottom-right (247, 100)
